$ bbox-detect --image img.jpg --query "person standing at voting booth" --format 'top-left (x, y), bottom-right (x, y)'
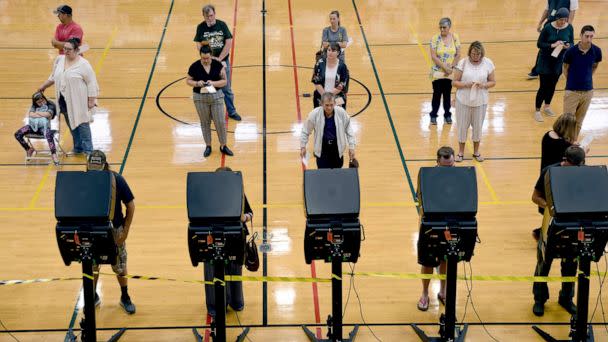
top-left (86, 150), bottom-right (137, 315)
top-left (416, 146), bottom-right (454, 311)
top-left (531, 146), bottom-right (585, 317)
top-left (300, 92), bottom-right (356, 169)
top-left (187, 43), bottom-right (233, 158)
top-left (204, 167), bottom-right (252, 318)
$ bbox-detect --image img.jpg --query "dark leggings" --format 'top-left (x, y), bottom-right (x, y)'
top-left (15, 125), bottom-right (56, 154)
top-left (535, 74), bottom-right (560, 109)
top-left (430, 78), bottom-right (452, 118)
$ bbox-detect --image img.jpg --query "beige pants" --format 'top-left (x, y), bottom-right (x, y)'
top-left (455, 99), bottom-right (487, 143)
top-left (563, 90), bottom-right (593, 135)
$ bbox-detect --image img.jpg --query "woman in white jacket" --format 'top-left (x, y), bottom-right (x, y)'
top-left (300, 92), bottom-right (356, 169)
top-left (39, 37), bottom-right (99, 155)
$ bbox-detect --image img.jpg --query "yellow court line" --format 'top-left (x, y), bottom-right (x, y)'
top-left (465, 141), bottom-right (499, 202)
top-left (27, 27), bottom-right (118, 209)
top-left (0, 200), bottom-right (532, 213)
top-left (407, 22), bottom-right (433, 69)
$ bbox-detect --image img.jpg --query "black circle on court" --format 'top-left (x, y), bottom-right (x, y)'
top-left (155, 64), bottom-right (372, 135)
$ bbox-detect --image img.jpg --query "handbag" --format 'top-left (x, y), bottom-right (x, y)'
top-left (244, 231), bottom-right (259, 272)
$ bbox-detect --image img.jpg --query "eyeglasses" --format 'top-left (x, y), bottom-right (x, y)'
top-left (439, 26), bottom-right (449, 29)
top-left (64, 47), bottom-right (74, 51)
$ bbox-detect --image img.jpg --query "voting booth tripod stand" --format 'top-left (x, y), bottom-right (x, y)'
top-left (192, 240), bottom-right (250, 342)
top-left (301, 168), bottom-right (363, 342)
top-left (55, 171), bottom-right (126, 342)
top-left (411, 227), bottom-right (469, 342)
top-left (532, 230), bottom-right (597, 342)
top-left (302, 228), bottom-right (359, 342)
top-left (186, 171), bottom-right (251, 342)
top-left (73, 239), bottom-right (126, 342)
top-left (531, 165), bottom-right (608, 342)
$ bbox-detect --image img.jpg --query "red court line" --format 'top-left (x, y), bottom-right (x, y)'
top-left (220, 0), bottom-right (239, 168)
top-left (287, 0), bottom-right (322, 338)
top-left (209, 7), bottom-right (239, 342)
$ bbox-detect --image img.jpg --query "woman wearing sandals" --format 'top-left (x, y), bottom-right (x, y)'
top-left (452, 41), bottom-right (496, 162)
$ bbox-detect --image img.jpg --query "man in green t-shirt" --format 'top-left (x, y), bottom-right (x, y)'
top-left (194, 4), bottom-right (241, 121)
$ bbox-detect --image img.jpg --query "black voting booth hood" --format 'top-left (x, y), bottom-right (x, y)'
top-left (54, 171), bottom-right (117, 266)
top-left (543, 165), bottom-right (608, 261)
top-left (416, 167), bottom-right (478, 262)
top-left (186, 171), bottom-right (246, 267)
top-left (303, 168), bottom-right (361, 264)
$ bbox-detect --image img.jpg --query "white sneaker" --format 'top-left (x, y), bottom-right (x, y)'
top-left (543, 108), bottom-right (556, 117)
top-left (534, 111), bottom-right (544, 122)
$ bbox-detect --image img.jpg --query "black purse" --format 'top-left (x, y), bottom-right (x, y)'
top-left (244, 231), bottom-right (259, 272)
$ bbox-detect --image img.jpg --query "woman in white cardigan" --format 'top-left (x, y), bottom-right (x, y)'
top-left (39, 37), bottom-right (99, 155)
top-left (300, 92), bottom-right (356, 168)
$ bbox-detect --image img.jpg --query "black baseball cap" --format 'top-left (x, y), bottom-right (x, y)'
top-left (54, 5), bottom-right (73, 15)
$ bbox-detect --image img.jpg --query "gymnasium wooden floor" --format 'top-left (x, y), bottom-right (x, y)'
top-left (1, 0), bottom-right (608, 340)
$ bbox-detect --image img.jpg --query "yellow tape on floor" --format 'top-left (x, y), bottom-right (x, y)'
top-left (3, 270), bottom-right (605, 286)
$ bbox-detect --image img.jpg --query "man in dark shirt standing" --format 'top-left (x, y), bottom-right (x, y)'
top-left (194, 4), bottom-right (241, 121)
top-left (88, 150), bottom-right (137, 314)
top-left (531, 146), bottom-right (585, 316)
top-left (563, 25), bottom-right (602, 135)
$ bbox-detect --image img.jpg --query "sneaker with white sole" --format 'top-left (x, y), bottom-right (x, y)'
top-left (534, 111), bottom-right (543, 122)
top-left (543, 108), bottom-right (556, 116)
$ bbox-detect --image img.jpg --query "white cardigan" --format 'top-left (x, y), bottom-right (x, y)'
top-left (49, 55), bottom-right (99, 129)
top-left (301, 106), bottom-right (356, 158)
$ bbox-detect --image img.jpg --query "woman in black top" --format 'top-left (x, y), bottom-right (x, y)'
top-left (187, 44), bottom-right (233, 158)
top-left (312, 42), bottom-right (349, 109)
top-left (540, 113), bottom-right (577, 170)
top-left (534, 8), bottom-right (574, 122)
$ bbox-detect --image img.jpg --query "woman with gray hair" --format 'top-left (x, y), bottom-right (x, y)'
top-left (452, 41), bottom-right (496, 162)
top-left (428, 17), bottom-right (460, 125)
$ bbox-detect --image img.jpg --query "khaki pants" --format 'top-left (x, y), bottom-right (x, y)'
top-left (563, 90), bottom-right (593, 135)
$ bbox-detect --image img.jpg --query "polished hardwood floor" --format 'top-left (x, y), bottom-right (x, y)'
top-left (1, 0), bottom-right (608, 340)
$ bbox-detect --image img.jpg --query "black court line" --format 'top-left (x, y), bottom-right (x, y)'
top-left (352, 0), bottom-right (417, 201)
top-left (64, 0), bottom-right (175, 335)
top-left (403, 155), bottom-right (608, 163)
top-left (1, 84), bottom-right (605, 100)
top-left (5, 321), bottom-right (607, 333)
top-left (381, 87), bottom-right (608, 96)
top-left (261, 0), bottom-right (269, 327)
top-left (370, 36), bottom-right (607, 47)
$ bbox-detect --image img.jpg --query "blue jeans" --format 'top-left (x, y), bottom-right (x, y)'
top-left (72, 123), bottom-right (93, 154)
top-left (223, 60), bottom-right (237, 115)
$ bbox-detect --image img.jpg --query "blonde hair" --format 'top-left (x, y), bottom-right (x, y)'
top-left (468, 41), bottom-right (485, 58)
top-left (553, 113), bottom-right (578, 143)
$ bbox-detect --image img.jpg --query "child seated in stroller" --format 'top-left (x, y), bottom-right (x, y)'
top-left (14, 92), bottom-right (59, 165)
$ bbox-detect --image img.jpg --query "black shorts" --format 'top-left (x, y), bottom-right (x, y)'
top-left (417, 238), bottom-right (441, 268)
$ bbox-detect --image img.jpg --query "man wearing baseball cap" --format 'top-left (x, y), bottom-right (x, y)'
top-left (87, 150), bottom-right (137, 314)
top-left (51, 5), bottom-right (83, 55)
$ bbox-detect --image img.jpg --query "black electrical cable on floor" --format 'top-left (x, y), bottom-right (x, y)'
top-left (0, 319), bottom-right (20, 342)
top-left (348, 263), bottom-right (382, 341)
top-left (234, 310), bottom-right (253, 342)
top-left (463, 262), bottom-right (500, 342)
